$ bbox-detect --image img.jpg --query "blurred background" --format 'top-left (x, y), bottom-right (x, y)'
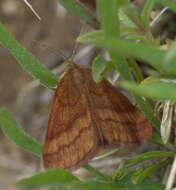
top-left (0, 0), bottom-right (82, 189)
top-left (1, 0), bottom-right (176, 189)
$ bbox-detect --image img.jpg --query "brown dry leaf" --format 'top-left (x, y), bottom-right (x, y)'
top-left (43, 61), bottom-right (152, 170)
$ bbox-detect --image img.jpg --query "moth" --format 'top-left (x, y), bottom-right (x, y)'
top-left (43, 61), bottom-right (152, 170)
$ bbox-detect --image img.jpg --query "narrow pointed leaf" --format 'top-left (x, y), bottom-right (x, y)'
top-left (0, 22), bottom-right (58, 89)
top-left (58, 0), bottom-right (99, 29)
top-left (0, 108), bottom-right (42, 156)
top-left (78, 33), bottom-right (173, 74)
top-left (17, 169), bottom-right (80, 188)
top-left (125, 151), bottom-right (174, 168)
top-left (121, 80), bottom-right (176, 101)
top-left (92, 55), bottom-right (107, 82)
top-left (133, 160), bottom-right (169, 183)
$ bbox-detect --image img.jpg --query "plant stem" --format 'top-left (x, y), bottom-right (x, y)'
top-left (97, 0), bottom-right (161, 130)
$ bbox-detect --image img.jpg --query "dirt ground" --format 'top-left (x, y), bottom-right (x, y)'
top-left (0, 0), bottom-right (81, 189)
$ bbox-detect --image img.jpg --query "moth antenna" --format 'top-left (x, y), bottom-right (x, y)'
top-left (31, 39), bottom-right (69, 61)
top-left (71, 24), bottom-right (86, 59)
top-left (57, 50), bottom-right (70, 61)
top-left (65, 24), bottom-right (87, 69)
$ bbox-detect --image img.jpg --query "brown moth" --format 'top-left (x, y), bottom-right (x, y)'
top-left (43, 61), bottom-right (152, 170)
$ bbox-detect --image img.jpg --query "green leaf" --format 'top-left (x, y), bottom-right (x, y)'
top-left (116, 0), bottom-right (130, 7)
top-left (46, 189), bottom-right (68, 190)
top-left (45, 189), bottom-right (68, 190)
top-left (0, 22), bottom-right (58, 89)
top-left (127, 58), bottom-right (144, 83)
top-left (133, 160), bottom-right (169, 183)
top-left (92, 55), bottom-right (107, 82)
top-left (58, 0), bottom-right (99, 29)
top-left (117, 177), bottom-right (165, 190)
top-left (121, 80), bottom-right (176, 101)
top-left (141, 0), bottom-right (156, 28)
top-left (84, 164), bottom-right (110, 180)
top-left (0, 108), bottom-right (42, 156)
top-left (77, 30), bottom-right (104, 43)
top-left (119, 9), bottom-right (136, 27)
top-left (151, 133), bottom-right (175, 151)
top-left (97, 0), bottom-right (132, 81)
top-left (85, 179), bottom-right (121, 190)
top-left (121, 3), bottom-right (140, 26)
top-left (157, 0), bottom-right (176, 13)
top-left (78, 33), bottom-right (170, 74)
top-left (17, 168), bottom-right (82, 189)
top-left (17, 169), bottom-right (119, 190)
top-left (125, 151), bottom-right (174, 168)
top-left (79, 32), bottom-right (176, 77)
top-left (97, 0), bottom-right (119, 37)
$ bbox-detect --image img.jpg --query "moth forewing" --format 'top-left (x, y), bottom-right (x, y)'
top-left (43, 62), bottom-right (152, 170)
